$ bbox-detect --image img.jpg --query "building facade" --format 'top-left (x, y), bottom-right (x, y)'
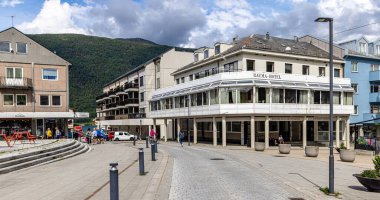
top-left (150, 33), bottom-right (355, 149)
top-left (0, 27), bottom-right (88, 137)
top-left (95, 48), bottom-right (193, 138)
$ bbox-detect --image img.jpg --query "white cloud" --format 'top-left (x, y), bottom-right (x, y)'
top-left (18, 0), bottom-right (90, 34)
top-left (0, 0), bottom-right (23, 7)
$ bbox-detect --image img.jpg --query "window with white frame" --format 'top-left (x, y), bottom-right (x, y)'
top-left (43, 69), bottom-right (58, 80)
top-left (354, 105), bottom-right (358, 115)
top-left (319, 67), bottom-right (325, 76)
top-left (16, 94), bottom-right (27, 106)
top-left (302, 65), bottom-right (309, 75)
top-left (351, 61), bottom-right (358, 72)
top-left (371, 64), bottom-right (380, 71)
top-left (181, 77), bottom-right (185, 83)
top-left (52, 96), bottom-right (61, 106)
top-left (334, 68), bottom-right (340, 78)
top-left (204, 50), bottom-right (209, 59)
top-left (140, 92), bottom-right (144, 102)
top-left (0, 41), bottom-right (10, 52)
top-left (266, 62), bottom-right (274, 72)
top-left (359, 42), bottom-right (366, 54)
top-left (3, 94), bottom-right (13, 106)
top-left (16, 43), bottom-right (27, 54)
top-left (247, 60), bottom-right (255, 71)
top-left (6, 67), bottom-right (22, 78)
top-left (156, 78), bottom-right (160, 89)
top-left (215, 45), bottom-right (220, 54)
top-left (139, 76), bottom-right (144, 87)
top-left (40, 95), bottom-right (49, 106)
top-left (371, 84), bottom-right (380, 93)
top-left (194, 54), bottom-right (199, 62)
top-left (224, 61), bottom-right (238, 72)
top-left (285, 63), bottom-right (292, 74)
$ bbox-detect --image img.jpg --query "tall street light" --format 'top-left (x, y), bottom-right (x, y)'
top-left (315, 17), bottom-right (334, 194)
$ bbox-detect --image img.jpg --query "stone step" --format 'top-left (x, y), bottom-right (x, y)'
top-left (0, 141), bottom-right (88, 174)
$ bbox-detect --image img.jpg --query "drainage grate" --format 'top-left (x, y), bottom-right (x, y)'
top-left (289, 198), bottom-right (305, 200)
top-left (210, 158), bottom-right (225, 160)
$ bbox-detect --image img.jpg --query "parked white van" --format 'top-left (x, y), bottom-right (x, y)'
top-left (113, 132), bottom-right (136, 141)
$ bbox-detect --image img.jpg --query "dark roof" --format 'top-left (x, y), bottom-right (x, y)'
top-left (345, 50), bottom-right (380, 61)
top-left (173, 34), bottom-right (343, 74)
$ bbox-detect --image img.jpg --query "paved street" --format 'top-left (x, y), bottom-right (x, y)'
top-left (161, 142), bottom-right (379, 200)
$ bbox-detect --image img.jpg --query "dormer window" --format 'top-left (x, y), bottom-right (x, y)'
top-left (359, 42), bottom-right (366, 54)
top-left (194, 54), bottom-right (199, 62)
top-left (215, 45), bottom-right (220, 54)
top-left (16, 42), bottom-right (27, 54)
top-left (204, 50), bottom-right (209, 59)
top-left (0, 41), bottom-right (11, 52)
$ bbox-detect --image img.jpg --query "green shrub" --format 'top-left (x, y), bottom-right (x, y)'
top-left (361, 170), bottom-right (379, 179)
top-left (373, 156), bottom-right (380, 172)
top-left (356, 136), bottom-right (367, 145)
top-left (339, 142), bottom-right (347, 150)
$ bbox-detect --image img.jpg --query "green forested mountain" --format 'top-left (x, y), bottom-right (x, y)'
top-left (28, 34), bottom-right (172, 119)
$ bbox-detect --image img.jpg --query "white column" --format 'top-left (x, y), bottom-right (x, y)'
top-left (176, 118), bottom-right (181, 142)
top-left (346, 118), bottom-right (350, 149)
top-left (163, 119), bottom-right (167, 142)
top-left (153, 119), bottom-right (157, 132)
top-left (222, 116), bottom-right (226, 147)
top-left (303, 117), bottom-right (307, 148)
top-left (265, 116), bottom-right (269, 149)
top-left (335, 118), bottom-right (340, 147)
top-left (213, 117), bottom-right (217, 146)
top-left (240, 121), bottom-right (244, 145)
top-left (193, 118), bottom-right (197, 144)
top-left (250, 116), bottom-right (255, 149)
top-left (148, 125), bottom-right (152, 132)
top-left (359, 126), bottom-right (364, 137)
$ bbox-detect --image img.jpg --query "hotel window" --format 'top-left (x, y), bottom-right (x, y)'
top-left (42, 69), bottom-right (57, 80)
top-left (247, 60), bottom-right (255, 71)
top-left (174, 96), bottom-right (180, 108)
top-left (3, 94), bottom-right (14, 106)
top-left (6, 67), bottom-right (22, 79)
top-left (16, 94), bottom-right (27, 106)
top-left (319, 67), bottom-right (325, 76)
top-left (224, 61), bottom-right (238, 72)
top-left (181, 77), bottom-right (185, 83)
top-left (189, 74), bottom-right (193, 81)
top-left (202, 91), bottom-right (208, 105)
top-left (302, 65), bottom-right (309, 75)
top-left (272, 89), bottom-right (284, 103)
top-left (191, 93), bottom-right (197, 106)
top-left (313, 91), bottom-right (321, 104)
top-left (285, 89), bottom-right (296, 103)
top-left (285, 63), bottom-right (292, 74)
top-left (321, 91), bottom-right (330, 104)
top-left (343, 92), bottom-right (353, 105)
top-left (371, 64), bottom-right (380, 71)
top-left (0, 41), bottom-right (10, 52)
top-left (205, 70), bottom-right (210, 77)
top-left (351, 83), bottom-right (358, 94)
top-left (371, 85), bottom-right (380, 93)
top-left (351, 61), bottom-right (358, 72)
top-left (156, 78), bottom-right (160, 89)
top-left (359, 43), bottom-right (366, 54)
top-left (333, 92), bottom-right (341, 104)
top-left (220, 88), bottom-right (236, 104)
top-left (194, 54), bottom-right (199, 62)
top-left (139, 76), bottom-right (144, 87)
top-left (256, 87), bottom-right (269, 103)
top-left (215, 45), bottom-right (220, 54)
top-left (52, 96), bottom-right (61, 106)
top-left (176, 78), bottom-right (180, 85)
top-left (16, 43), bottom-right (27, 54)
top-left (297, 90), bottom-right (308, 104)
top-left (204, 50), bottom-right (209, 59)
top-left (155, 61), bottom-right (160, 72)
top-left (237, 87), bottom-right (253, 103)
top-left (334, 68), bottom-right (340, 78)
top-left (140, 92), bottom-right (144, 102)
top-left (210, 89), bottom-right (219, 104)
top-left (354, 105), bottom-right (358, 115)
top-left (40, 95), bottom-right (49, 106)
top-left (195, 73), bottom-right (200, 79)
top-left (266, 62), bottom-right (274, 72)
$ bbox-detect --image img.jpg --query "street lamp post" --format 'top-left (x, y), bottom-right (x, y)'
top-left (139, 119), bottom-right (142, 141)
top-left (187, 96), bottom-right (190, 146)
top-left (315, 17), bottom-right (334, 194)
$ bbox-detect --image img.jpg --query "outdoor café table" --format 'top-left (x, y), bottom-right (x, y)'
top-left (12, 131), bottom-right (36, 144)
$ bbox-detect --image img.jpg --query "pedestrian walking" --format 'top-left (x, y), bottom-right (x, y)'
top-left (46, 128), bottom-right (53, 139)
top-left (149, 128), bottom-right (155, 144)
top-left (55, 127), bottom-right (61, 139)
top-left (178, 129), bottom-right (184, 147)
top-left (86, 128), bottom-right (92, 144)
top-left (92, 128), bottom-right (97, 144)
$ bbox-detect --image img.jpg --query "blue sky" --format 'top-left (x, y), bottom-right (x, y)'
top-left (1, 0), bottom-right (380, 47)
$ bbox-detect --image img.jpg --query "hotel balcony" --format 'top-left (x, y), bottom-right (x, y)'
top-left (0, 77), bottom-right (32, 89)
top-left (369, 92), bottom-right (380, 103)
top-left (369, 71), bottom-right (380, 82)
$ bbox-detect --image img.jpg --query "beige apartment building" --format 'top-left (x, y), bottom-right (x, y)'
top-left (96, 48), bottom-right (193, 138)
top-left (0, 27), bottom-right (87, 137)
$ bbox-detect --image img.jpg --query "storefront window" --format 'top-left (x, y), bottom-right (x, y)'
top-left (272, 89), bottom-right (284, 103)
top-left (256, 87), bottom-right (269, 103)
top-left (237, 87), bottom-right (253, 103)
top-left (318, 121), bottom-right (329, 141)
top-left (210, 89), bottom-right (219, 105)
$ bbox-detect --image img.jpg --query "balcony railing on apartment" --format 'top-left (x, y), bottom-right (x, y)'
top-left (193, 68), bottom-right (242, 80)
top-left (128, 113), bottom-right (146, 119)
top-left (124, 82), bottom-right (139, 90)
top-left (0, 77), bottom-right (32, 89)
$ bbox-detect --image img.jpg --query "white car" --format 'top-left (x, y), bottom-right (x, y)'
top-left (113, 131), bottom-right (136, 141)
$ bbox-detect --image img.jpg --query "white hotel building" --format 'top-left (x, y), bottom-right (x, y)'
top-left (149, 33), bottom-right (355, 149)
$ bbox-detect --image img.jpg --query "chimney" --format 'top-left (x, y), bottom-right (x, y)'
top-left (265, 32), bottom-right (270, 40)
top-left (232, 35), bottom-right (240, 43)
top-left (294, 36), bottom-right (299, 42)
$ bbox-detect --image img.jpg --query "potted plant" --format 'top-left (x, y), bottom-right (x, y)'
top-left (255, 142), bottom-right (265, 151)
top-left (335, 142), bottom-right (346, 153)
top-left (279, 143), bottom-right (291, 154)
top-left (339, 143), bottom-right (356, 162)
top-left (305, 146), bottom-right (319, 157)
top-left (353, 156), bottom-right (380, 191)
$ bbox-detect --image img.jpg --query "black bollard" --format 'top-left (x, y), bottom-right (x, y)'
top-left (151, 143), bottom-right (156, 161)
top-left (154, 140), bottom-right (158, 153)
top-left (139, 148), bottom-right (144, 175)
top-left (109, 163), bottom-right (119, 200)
top-left (133, 137), bottom-right (136, 146)
top-left (146, 137), bottom-right (149, 148)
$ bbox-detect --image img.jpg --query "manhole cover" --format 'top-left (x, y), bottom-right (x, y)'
top-left (210, 158), bottom-right (225, 160)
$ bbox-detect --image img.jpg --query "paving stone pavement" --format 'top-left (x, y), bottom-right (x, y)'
top-left (161, 143), bottom-right (310, 200)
